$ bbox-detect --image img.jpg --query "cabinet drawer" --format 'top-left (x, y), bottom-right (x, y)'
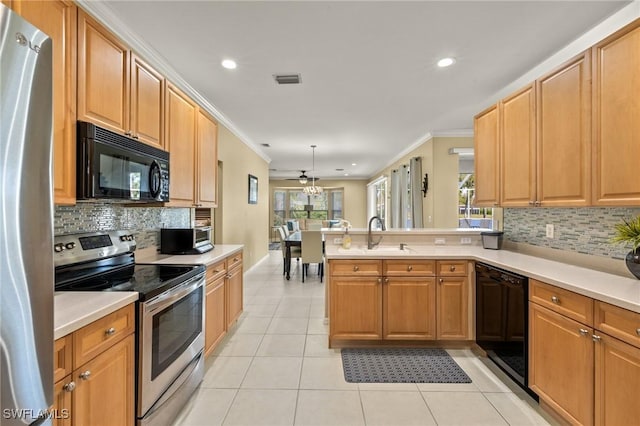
top-left (594, 301), bottom-right (640, 348)
top-left (73, 304), bottom-right (135, 368)
top-left (330, 259), bottom-right (382, 276)
top-left (437, 260), bottom-right (468, 276)
top-left (206, 260), bottom-right (227, 283)
top-left (227, 252), bottom-right (243, 271)
top-left (384, 260), bottom-right (435, 276)
top-left (54, 335), bottom-right (73, 383)
top-left (529, 279), bottom-right (593, 325)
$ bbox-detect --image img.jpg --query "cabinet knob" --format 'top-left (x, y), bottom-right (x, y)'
top-left (592, 334), bottom-right (602, 342)
top-left (63, 382), bottom-right (76, 392)
top-left (105, 327), bottom-right (116, 336)
top-left (79, 371), bottom-right (91, 381)
top-left (551, 296), bottom-right (559, 304)
top-left (384, 278), bottom-right (389, 284)
top-left (133, 135), bottom-right (139, 139)
top-left (407, 265), bottom-right (413, 272)
top-left (528, 201), bottom-right (534, 205)
top-left (124, 131), bottom-right (132, 136)
top-left (636, 328), bottom-right (640, 336)
top-left (226, 274), bottom-right (232, 279)
top-left (534, 201), bottom-right (541, 206)
top-left (439, 278), bottom-right (444, 284)
top-left (353, 265), bottom-right (359, 272)
top-left (449, 265), bottom-right (456, 272)
top-left (579, 328), bottom-right (589, 336)
top-left (377, 278), bottom-right (381, 284)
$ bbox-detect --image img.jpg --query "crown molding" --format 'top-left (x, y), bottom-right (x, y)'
top-left (432, 129), bottom-right (473, 138)
top-left (76, 0), bottom-right (271, 164)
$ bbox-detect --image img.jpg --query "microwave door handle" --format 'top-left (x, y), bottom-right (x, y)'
top-left (145, 275), bottom-right (203, 314)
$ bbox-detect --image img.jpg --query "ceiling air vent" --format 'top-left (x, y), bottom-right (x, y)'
top-left (274, 74), bottom-right (301, 85)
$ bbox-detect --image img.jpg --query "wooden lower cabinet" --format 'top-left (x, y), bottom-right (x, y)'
top-left (205, 276), bottom-right (226, 357)
top-left (73, 335), bottom-right (135, 426)
top-left (383, 277), bottom-right (436, 340)
top-left (437, 276), bottom-right (469, 340)
top-left (331, 275), bottom-right (382, 340)
top-left (52, 378), bottom-right (72, 426)
top-left (595, 333), bottom-right (640, 426)
top-left (226, 260), bottom-right (243, 328)
top-left (529, 302), bottom-right (594, 426)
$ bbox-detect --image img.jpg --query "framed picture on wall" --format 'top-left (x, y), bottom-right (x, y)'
top-left (248, 174), bottom-right (258, 204)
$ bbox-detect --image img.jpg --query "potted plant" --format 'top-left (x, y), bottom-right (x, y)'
top-left (612, 216), bottom-right (640, 279)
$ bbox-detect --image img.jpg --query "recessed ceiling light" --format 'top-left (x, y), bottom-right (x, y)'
top-left (221, 59), bottom-right (237, 69)
top-left (437, 57), bottom-right (455, 68)
top-left (351, 163), bottom-right (357, 166)
top-left (344, 173), bottom-right (349, 177)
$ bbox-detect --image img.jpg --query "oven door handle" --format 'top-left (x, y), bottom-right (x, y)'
top-left (145, 274), bottom-right (204, 314)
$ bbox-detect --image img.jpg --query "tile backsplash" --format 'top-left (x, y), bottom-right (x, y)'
top-left (504, 207), bottom-right (640, 259)
top-left (54, 203), bottom-right (191, 249)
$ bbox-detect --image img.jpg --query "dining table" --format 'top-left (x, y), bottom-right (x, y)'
top-left (283, 231), bottom-right (325, 280)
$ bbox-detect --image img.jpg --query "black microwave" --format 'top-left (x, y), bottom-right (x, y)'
top-left (77, 121), bottom-right (169, 202)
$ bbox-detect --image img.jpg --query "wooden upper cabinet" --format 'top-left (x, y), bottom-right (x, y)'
top-left (592, 20), bottom-right (640, 205)
top-left (78, 12), bottom-right (165, 149)
top-left (77, 10), bottom-right (129, 134)
top-left (197, 109), bottom-right (218, 207)
top-left (11, 0), bottom-right (77, 205)
top-left (130, 54), bottom-right (164, 149)
top-left (536, 51), bottom-right (591, 207)
top-left (165, 83), bottom-right (197, 206)
top-left (473, 104), bottom-right (500, 207)
top-left (500, 84), bottom-right (536, 207)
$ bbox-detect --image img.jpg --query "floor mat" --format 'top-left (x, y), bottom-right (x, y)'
top-left (269, 242), bottom-right (280, 250)
top-left (341, 348), bottom-right (472, 383)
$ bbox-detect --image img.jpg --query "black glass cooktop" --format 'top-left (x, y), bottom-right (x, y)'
top-left (55, 254), bottom-right (205, 301)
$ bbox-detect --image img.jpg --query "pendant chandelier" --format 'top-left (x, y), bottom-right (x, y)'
top-left (303, 145), bottom-right (323, 195)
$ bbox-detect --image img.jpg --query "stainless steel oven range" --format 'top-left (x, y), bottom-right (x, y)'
top-left (54, 230), bottom-right (205, 425)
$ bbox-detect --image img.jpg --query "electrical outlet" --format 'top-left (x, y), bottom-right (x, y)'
top-left (435, 238), bottom-right (446, 245)
top-left (460, 237), bottom-right (472, 245)
top-left (333, 237), bottom-right (343, 244)
top-left (546, 224), bottom-right (554, 239)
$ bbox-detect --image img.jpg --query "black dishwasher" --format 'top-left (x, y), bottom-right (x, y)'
top-left (475, 262), bottom-right (537, 399)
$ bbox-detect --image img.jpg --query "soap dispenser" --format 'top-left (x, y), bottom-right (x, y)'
top-left (342, 227), bottom-right (351, 249)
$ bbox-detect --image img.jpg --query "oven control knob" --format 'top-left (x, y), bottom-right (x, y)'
top-left (127, 235), bottom-right (134, 241)
top-left (54, 243), bottom-right (65, 253)
top-left (120, 235), bottom-right (127, 242)
top-left (65, 242), bottom-right (76, 250)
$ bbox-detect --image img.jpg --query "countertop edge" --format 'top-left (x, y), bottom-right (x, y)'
top-left (142, 244), bottom-right (244, 267)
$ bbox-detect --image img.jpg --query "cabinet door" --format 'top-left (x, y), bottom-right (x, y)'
top-left (529, 303), bottom-right (594, 426)
top-left (595, 333), bottom-right (640, 426)
top-left (474, 104), bottom-right (500, 207)
top-left (592, 21), bottom-right (640, 205)
top-left (197, 109), bottom-right (218, 207)
top-left (73, 334), bottom-right (134, 426)
top-left (130, 54), bottom-right (164, 149)
top-left (205, 277), bottom-right (226, 357)
top-left (77, 10), bottom-right (129, 134)
top-left (500, 84), bottom-right (536, 207)
top-left (165, 83), bottom-right (197, 206)
top-left (330, 276), bottom-right (382, 340)
top-left (383, 277), bottom-right (435, 340)
top-left (226, 263), bottom-right (243, 328)
top-left (437, 277), bottom-right (469, 340)
top-left (12, 0), bottom-right (76, 205)
top-left (53, 377), bottom-right (72, 426)
top-left (536, 51), bottom-right (591, 206)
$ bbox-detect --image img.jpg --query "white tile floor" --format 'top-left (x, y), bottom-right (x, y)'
top-left (173, 251), bottom-right (558, 426)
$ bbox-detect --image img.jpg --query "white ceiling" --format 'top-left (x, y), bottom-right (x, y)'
top-left (100, 1), bottom-right (629, 180)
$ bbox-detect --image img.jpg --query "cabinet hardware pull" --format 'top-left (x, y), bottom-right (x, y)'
top-left (63, 382), bottom-right (75, 392)
top-left (449, 265), bottom-right (456, 272)
top-left (105, 327), bottom-right (116, 336)
top-left (384, 278), bottom-right (389, 284)
top-left (551, 296), bottom-right (559, 304)
top-left (133, 135), bottom-right (139, 139)
top-left (213, 270), bottom-right (219, 273)
top-left (226, 274), bottom-right (231, 279)
top-left (579, 329), bottom-right (589, 336)
top-left (592, 334), bottom-right (601, 342)
top-left (534, 201), bottom-right (541, 206)
top-left (637, 328), bottom-right (640, 336)
top-left (439, 278), bottom-right (444, 284)
top-left (528, 201), bottom-right (534, 205)
top-left (79, 371), bottom-right (91, 380)
top-left (407, 265), bottom-right (413, 272)
top-left (353, 266), bottom-right (359, 272)
top-left (377, 278), bottom-right (381, 284)
top-left (124, 131), bottom-right (132, 136)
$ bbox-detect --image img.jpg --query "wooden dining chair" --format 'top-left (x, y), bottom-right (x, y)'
top-left (301, 230), bottom-right (323, 283)
top-left (278, 226), bottom-right (300, 275)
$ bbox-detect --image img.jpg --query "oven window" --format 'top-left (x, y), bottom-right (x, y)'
top-left (151, 287), bottom-right (202, 380)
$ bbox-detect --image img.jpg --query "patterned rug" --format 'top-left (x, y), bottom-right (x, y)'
top-left (341, 348), bottom-right (472, 383)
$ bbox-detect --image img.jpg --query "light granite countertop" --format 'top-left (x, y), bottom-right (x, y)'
top-left (325, 244), bottom-right (640, 314)
top-left (54, 244), bottom-right (243, 339)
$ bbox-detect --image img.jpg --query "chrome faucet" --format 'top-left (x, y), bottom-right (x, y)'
top-left (367, 216), bottom-right (386, 249)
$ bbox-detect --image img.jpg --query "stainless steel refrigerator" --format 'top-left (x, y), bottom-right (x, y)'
top-left (0, 4), bottom-right (54, 425)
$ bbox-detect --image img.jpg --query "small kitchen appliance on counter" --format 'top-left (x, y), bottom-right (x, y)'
top-left (54, 230), bottom-right (206, 426)
top-left (160, 227), bottom-right (213, 254)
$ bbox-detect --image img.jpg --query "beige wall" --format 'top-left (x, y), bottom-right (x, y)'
top-left (370, 136), bottom-right (473, 228)
top-left (269, 179), bottom-right (369, 230)
top-left (216, 125), bottom-right (270, 270)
